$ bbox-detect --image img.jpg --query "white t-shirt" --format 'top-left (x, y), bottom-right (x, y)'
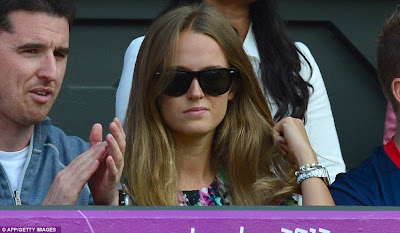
top-left (0, 147), bottom-right (28, 191)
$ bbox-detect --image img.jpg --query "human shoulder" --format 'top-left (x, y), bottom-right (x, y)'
top-left (124, 36), bottom-right (145, 59)
top-left (294, 42), bottom-right (312, 58)
top-left (294, 42), bottom-right (317, 82)
top-left (340, 146), bottom-right (393, 175)
top-left (47, 124), bottom-right (88, 148)
top-left (330, 146), bottom-right (399, 205)
top-left (116, 36), bottom-right (146, 122)
top-left (36, 119), bottom-right (89, 162)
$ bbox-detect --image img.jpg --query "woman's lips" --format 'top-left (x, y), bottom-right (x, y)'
top-left (184, 107), bottom-right (208, 116)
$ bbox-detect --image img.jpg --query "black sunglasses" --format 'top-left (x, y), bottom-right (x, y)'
top-left (156, 68), bottom-right (238, 97)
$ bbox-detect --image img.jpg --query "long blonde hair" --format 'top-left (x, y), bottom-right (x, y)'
top-left (123, 4), bottom-right (298, 205)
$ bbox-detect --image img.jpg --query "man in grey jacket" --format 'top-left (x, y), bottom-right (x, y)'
top-left (0, 0), bottom-right (125, 205)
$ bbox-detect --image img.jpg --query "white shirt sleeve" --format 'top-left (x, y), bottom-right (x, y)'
top-left (115, 36), bottom-right (145, 124)
top-left (296, 42), bottom-right (346, 182)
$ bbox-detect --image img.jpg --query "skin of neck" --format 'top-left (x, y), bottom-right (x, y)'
top-left (173, 131), bottom-right (216, 190)
top-left (394, 120), bottom-right (400, 149)
top-left (204, 0), bottom-right (251, 43)
top-left (0, 120), bottom-right (33, 152)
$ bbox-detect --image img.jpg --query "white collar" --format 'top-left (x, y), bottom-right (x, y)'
top-left (242, 24), bottom-right (260, 64)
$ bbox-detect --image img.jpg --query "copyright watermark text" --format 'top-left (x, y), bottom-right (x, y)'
top-left (1, 227), bottom-right (60, 233)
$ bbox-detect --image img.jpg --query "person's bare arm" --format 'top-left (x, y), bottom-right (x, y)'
top-left (274, 117), bottom-right (335, 206)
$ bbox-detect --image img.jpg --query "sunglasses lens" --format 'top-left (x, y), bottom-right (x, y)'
top-left (161, 68), bottom-right (236, 97)
top-left (163, 71), bottom-right (192, 96)
top-left (199, 69), bottom-right (233, 96)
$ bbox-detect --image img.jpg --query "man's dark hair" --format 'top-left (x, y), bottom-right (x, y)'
top-left (0, 0), bottom-right (76, 32)
top-left (377, 9), bottom-right (400, 112)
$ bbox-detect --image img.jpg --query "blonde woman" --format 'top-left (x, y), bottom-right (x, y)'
top-left (123, 4), bottom-right (334, 206)
top-left (116, 0), bottom-right (345, 183)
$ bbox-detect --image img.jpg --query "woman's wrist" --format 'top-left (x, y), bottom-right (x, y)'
top-left (295, 163), bottom-right (330, 187)
top-left (295, 152), bottom-right (318, 168)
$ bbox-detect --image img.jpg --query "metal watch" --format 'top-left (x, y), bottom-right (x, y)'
top-left (296, 167), bottom-right (330, 187)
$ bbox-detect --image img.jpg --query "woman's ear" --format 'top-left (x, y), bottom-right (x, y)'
top-left (228, 86), bottom-right (236, 101)
top-left (391, 77), bottom-right (400, 104)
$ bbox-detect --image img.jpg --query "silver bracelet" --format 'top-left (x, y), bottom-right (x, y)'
top-left (295, 164), bottom-right (330, 186)
top-left (297, 163), bottom-right (323, 172)
top-left (294, 163), bottom-right (321, 177)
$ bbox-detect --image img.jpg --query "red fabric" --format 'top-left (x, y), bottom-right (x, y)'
top-left (384, 137), bottom-right (400, 168)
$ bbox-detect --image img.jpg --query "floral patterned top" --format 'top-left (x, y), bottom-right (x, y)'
top-left (178, 176), bottom-right (232, 206)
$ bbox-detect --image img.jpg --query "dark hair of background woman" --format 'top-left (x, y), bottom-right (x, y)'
top-left (163, 0), bottom-right (313, 122)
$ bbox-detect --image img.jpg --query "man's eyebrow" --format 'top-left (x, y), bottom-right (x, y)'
top-left (56, 46), bottom-right (69, 55)
top-left (16, 43), bottom-right (69, 55)
top-left (16, 43), bottom-right (45, 50)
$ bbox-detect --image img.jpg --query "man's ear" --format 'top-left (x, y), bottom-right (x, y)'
top-left (392, 78), bottom-right (400, 104)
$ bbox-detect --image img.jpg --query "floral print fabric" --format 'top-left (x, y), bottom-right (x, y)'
top-left (178, 176), bottom-right (232, 206)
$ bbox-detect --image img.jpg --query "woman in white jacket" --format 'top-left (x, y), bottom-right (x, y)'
top-left (116, 0), bottom-right (345, 182)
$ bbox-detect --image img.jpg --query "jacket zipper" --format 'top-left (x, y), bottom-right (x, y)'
top-left (0, 164), bottom-right (20, 205)
top-left (13, 133), bottom-right (35, 206)
top-left (14, 190), bottom-right (21, 205)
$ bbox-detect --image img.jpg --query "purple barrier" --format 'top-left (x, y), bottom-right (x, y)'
top-left (0, 209), bottom-right (400, 233)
